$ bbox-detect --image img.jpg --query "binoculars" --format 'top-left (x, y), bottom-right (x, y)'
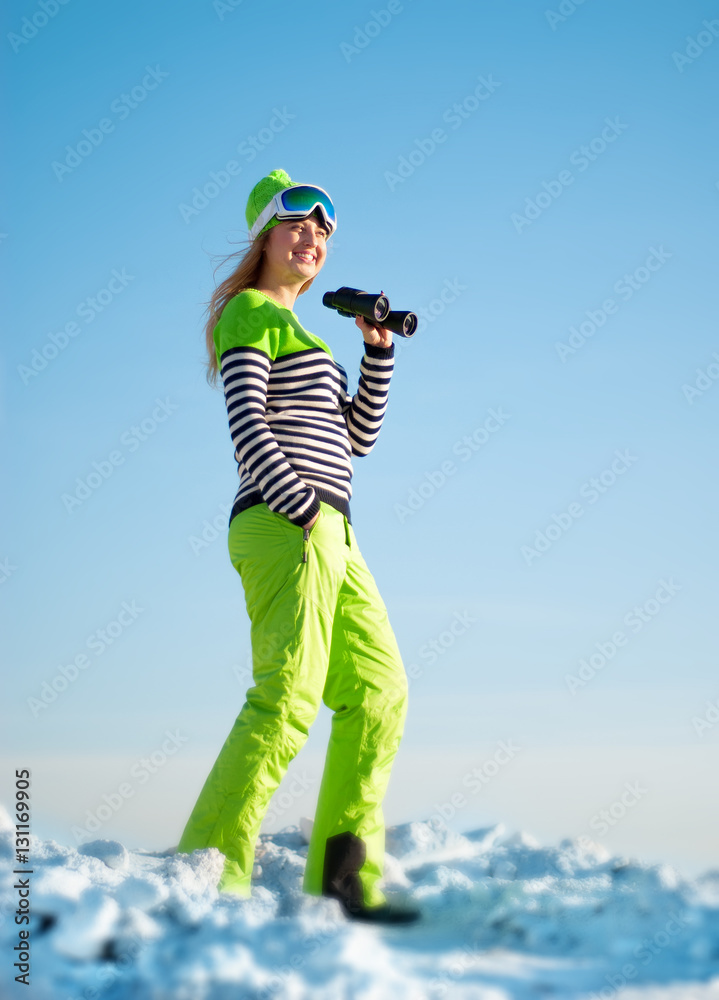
top-left (322, 287), bottom-right (418, 338)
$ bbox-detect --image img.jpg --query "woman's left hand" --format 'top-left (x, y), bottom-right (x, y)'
top-left (355, 315), bottom-right (393, 349)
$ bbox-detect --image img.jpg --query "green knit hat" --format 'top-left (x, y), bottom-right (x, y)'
top-left (245, 168), bottom-right (294, 239)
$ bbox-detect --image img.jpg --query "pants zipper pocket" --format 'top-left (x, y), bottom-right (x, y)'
top-left (302, 527), bottom-right (310, 563)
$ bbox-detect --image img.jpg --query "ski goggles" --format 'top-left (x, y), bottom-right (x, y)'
top-left (249, 184), bottom-right (337, 241)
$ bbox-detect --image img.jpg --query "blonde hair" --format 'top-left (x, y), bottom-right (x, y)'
top-left (204, 228), bottom-right (315, 386)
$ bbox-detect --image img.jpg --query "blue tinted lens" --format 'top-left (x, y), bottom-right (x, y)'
top-left (279, 186), bottom-right (336, 229)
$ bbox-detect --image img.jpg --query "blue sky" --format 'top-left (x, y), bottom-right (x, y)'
top-left (2, 0), bottom-right (718, 875)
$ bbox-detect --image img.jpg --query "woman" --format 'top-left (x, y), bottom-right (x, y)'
top-left (177, 169), bottom-right (418, 924)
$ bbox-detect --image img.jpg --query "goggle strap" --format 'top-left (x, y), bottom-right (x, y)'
top-left (249, 197), bottom-right (282, 241)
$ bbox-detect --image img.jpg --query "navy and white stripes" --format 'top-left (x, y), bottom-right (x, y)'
top-left (219, 340), bottom-right (395, 527)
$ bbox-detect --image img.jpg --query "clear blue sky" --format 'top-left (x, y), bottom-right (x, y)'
top-left (2, 0), bottom-right (718, 875)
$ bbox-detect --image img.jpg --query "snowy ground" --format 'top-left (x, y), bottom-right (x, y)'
top-left (2, 804), bottom-right (718, 1000)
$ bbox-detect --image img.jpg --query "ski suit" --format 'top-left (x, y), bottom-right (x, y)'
top-left (176, 288), bottom-right (408, 910)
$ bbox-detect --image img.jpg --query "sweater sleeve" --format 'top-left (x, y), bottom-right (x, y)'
top-left (214, 293), bottom-right (320, 526)
top-left (341, 341), bottom-right (395, 457)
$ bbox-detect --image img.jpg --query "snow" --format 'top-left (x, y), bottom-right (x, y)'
top-left (1, 804), bottom-right (718, 999)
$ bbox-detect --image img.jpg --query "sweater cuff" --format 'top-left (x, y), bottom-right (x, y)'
top-left (286, 490), bottom-right (320, 527)
top-left (363, 341), bottom-right (395, 360)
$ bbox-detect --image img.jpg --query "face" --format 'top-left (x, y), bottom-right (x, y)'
top-left (260, 211), bottom-right (328, 287)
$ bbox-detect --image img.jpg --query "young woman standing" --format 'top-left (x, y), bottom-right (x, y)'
top-left (176, 169), bottom-right (418, 923)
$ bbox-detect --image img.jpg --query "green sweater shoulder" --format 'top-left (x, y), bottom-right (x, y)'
top-left (214, 289), bottom-right (334, 370)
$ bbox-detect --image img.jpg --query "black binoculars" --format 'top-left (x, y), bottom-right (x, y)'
top-left (322, 287), bottom-right (418, 338)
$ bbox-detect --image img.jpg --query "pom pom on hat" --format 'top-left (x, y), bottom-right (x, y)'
top-left (245, 168), bottom-right (293, 238)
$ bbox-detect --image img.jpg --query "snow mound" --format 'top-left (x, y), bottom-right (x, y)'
top-left (1, 807), bottom-right (718, 999)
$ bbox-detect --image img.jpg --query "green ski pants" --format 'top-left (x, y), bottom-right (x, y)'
top-left (176, 500), bottom-right (408, 908)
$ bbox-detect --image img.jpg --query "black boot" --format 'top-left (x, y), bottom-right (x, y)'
top-left (339, 897), bottom-right (422, 924)
top-left (321, 831), bottom-right (422, 925)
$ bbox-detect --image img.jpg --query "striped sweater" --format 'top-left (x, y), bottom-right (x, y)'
top-left (214, 288), bottom-right (395, 527)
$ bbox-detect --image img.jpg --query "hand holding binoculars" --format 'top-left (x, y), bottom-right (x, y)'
top-left (322, 287), bottom-right (418, 338)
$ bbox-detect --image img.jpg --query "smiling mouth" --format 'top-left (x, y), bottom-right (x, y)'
top-left (293, 252), bottom-right (316, 263)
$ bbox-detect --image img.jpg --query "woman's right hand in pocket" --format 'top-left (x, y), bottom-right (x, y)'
top-left (302, 511), bottom-right (320, 531)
